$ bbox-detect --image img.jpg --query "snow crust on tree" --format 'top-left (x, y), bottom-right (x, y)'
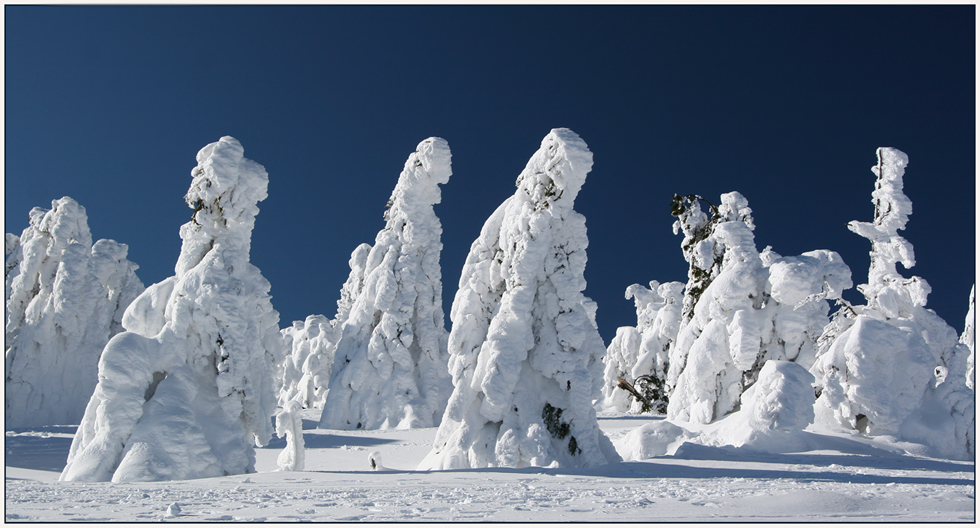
top-left (418, 128), bottom-right (620, 470)
top-left (599, 280), bottom-right (683, 414)
top-left (811, 148), bottom-right (974, 459)
top-left (60, 137), bottom-right (284, 482)
top-left (614, 420), bottom-right (693, 460)
top-left (279, 315), bottom-right (340, 410)
top-left (318, 137), bottom-right (453, 431)
top-left (5, 197), bottom-right (144, 428)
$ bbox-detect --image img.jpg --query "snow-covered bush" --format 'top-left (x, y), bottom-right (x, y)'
top-left (61, 136), bottom-right (284, 482)
top-left (599, 280), bottom-right (683, 414)
top-left (811, 148), bottom-right (974, 459)
top-left (275, 399), bottom-right (305, 472)
top-left (318, 137), bottom-right (453, 431)
top-left (279, 315), bottom-right (340, 410)
top-left (418, 128), bottom-right (621, 470)
top-left (700, 360), bottom-right (816, 453)
top-left (5, 197), bottom-right (144, 428)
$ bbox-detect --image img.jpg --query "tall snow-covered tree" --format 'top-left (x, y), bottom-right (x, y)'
top-left (61, 136), bottom-right (284, 482)
top-left (666, 192), bottom-right (771, 424)
top-left (962, 285), bottom-right (974, 390)
top-left (418, 128), bottom-right (620, 470)
top-left (599, 280), bottom-right (683, 414)
top-left (5, 197), bottom-right (144, 428)
top-left (811, 148), bottom-right (973, 459)
top-left (318, 137), bottom-right (453, 430)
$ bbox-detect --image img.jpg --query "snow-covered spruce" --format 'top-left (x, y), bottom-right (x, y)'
top-left (665, 192), bottom-right (851, 425)
top-left (278, 315), bottom-right (340, 410)
top-left (599, 280), bottom-right (683, 414)
top-left (418, 128), bottom-right (620, 470)
top-left (60, 137), bottom-right (284, 482)
top-left (318, 138), bottom-right (453, 431)
top-left (810, 148), bottom-right (974, 459)
top-left (962, 285), bottom-right (974, 390)
top-left (5, 197), bottom-right (144, 428)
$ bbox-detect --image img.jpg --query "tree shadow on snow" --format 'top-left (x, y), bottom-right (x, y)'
top-left (667, 440), bottom-right (974, 474)
top-left (260, 431), bottom-right (398, 450)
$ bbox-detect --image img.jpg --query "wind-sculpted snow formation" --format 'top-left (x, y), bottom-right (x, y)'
top-left (811, 148), bottom-right (974, 459)
top-left (5, 197), bottom-right (144, 428)
top-left (600, 281), bottom-right (683, 414)
top-left (318, 137), bottom-right (453, 431)
top-left (962, 285), bottom-right (974, 390)
top-left (60, 137), bottom-right (284, 482)
top-left (664, 192), bottom-right (852, 425)
top-left (418, 128), bottom-right (621, 470)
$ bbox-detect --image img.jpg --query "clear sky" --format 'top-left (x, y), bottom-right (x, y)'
top-left (5, 5), bottom-right (975, 342)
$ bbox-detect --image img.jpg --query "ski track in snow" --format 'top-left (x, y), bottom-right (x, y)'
top-left (5, 411), bottom-right (974, 522)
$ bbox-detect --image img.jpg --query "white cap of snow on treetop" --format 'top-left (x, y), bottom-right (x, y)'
top-left (515, 128), bottom-right (594, 208)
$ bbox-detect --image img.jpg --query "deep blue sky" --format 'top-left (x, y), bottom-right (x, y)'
top-left (6, 6), bottom-right (975, 342)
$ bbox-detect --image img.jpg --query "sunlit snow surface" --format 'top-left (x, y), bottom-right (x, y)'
top-left (5, 409), bottom-right (973, 522)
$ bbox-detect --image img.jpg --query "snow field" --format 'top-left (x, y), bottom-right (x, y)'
top-left (5, 410), bottom-right (974, 522)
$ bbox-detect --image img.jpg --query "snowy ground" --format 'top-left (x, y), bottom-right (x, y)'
top-left (5, 410), bottom-right (974, 523)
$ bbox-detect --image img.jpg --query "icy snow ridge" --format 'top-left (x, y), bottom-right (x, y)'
top-left (318, 137), bottom-right (453, 431)
top-left (5, 197), bottom-right (144, 428)
top-left (60, 136), bottom-right (284, 482)
top-left (419, 128), bottom-right (620, 470)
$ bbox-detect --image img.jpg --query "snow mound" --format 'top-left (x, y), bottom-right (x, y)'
top-left (614, 420), bottom-right (693, 460)
top-left (5, 197), bottom-right (144, 428)
top-left (318, 137), bottom-right (453, 431)
top-left (419, 128), bottom-right (620, 470)
top-left (61, 136), bottom-right (284, 482)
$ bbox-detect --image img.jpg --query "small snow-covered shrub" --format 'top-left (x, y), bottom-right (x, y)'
top-left (418, 128), bottom-right (620, 470)
top-left (5, 197), bottom-right (144, 428)
top-left (61, 137), bottom-right (284, 482)
top-left (318, 137), bottom-right (453, 431)
top-left (599, 281), bottom-right (683, 414)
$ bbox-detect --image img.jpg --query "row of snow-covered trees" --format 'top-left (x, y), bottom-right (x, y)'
top-left (599, 148), bottom-right (974, 459)
top-left (4, 130), bottom-right (974, 484)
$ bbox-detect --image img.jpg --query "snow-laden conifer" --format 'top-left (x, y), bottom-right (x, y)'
top-left (279, 315), bottom-right (340, 410)
top-left (5, 197), bottom-right (144, 428)
top-left (418, 128), bottom-right (620, 470)
top-left (666, 192), bottom-right (771, 424)
top-left (665, 193), bottom-right (850, 425)
top-left (811, 148), bottom-right (973, 459)
top-left (318, 138), bottom-right (453, 430)
top-left (599, 280), bottom-right (683, 414)
top-left (61, 137), bottom-right (284, 482)
top-left (962, 285), bottom-right (974, 390)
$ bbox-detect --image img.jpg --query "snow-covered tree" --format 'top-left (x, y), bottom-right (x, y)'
top-left (5, 197), bottom-right (144, 428)
top-left (599, 280), bottom-right (683, 414)
top-left (318, 137), bottom-right (453, 431)
top-left (666, 192), bottom-right (771, 424)
top-left (418, 128), bottom-right (621, 470)
top-left (61, 136), bottom-right (284, 482)
top-left (811, 148), bottom-right (973, 459)
top-left (279, 315), bottom-right (341, 410)
top-left (962, 285), bottom-right (974, 390)
top-left (665, 192), bottom-right (850, 425)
